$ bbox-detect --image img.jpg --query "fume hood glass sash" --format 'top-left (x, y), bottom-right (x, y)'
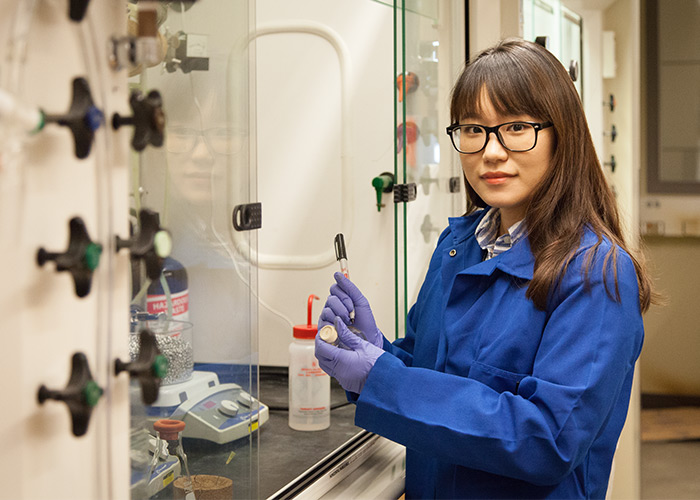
top-left (127, 0), bottom-right (260, 498)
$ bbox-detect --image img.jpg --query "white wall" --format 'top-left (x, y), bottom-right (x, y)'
top-left (570, 2), bottom-right (643, 498)
top-left (598, 1), bottom-right (643, 498)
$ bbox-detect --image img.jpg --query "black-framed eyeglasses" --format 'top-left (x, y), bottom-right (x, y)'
top-left (446, 121), bottom-right (553, 154)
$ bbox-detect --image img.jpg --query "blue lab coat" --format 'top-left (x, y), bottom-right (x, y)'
top-left (354, 210), bottom-right (644, 499)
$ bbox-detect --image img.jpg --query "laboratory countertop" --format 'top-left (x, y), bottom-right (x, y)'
top-left (258, 368), bottom-right (362, 498)
top-left (170, 367), bottom-right (361, 499)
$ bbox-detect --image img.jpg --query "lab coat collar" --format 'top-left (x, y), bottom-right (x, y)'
top-left (448, 211), bottom-right (534, 281)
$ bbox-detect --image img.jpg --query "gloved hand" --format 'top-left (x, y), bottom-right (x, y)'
top-left (317, 272), bottom-right (384, 349)
top-left (315, 318), bottom-right (385, 394)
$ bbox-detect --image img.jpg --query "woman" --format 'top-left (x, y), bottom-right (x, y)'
top-left (315, 38), bottom-right (655, 499)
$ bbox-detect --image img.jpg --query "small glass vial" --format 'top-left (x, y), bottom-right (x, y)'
top-left (319, 325), bottom-right (339, 345)
top-left (289, 296), bottom-right (330, 431)
top-left (149, 419), bottom-right (196, 500)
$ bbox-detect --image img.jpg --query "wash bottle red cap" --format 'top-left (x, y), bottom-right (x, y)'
top-left (293, 295), bottom-right (319, 339)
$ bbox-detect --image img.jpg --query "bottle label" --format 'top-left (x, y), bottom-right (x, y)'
top-left (147, 289), bottom-right (189, 321)
top-left (296, 365), bottom-right (327, 377)
top-left (293, 407), bottom-right (328, 416)
top-left (290, 359), bottom-right (330, 418)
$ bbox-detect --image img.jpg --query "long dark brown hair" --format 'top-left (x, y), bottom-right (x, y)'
top-left (450, 38), bottom-right (654, 312)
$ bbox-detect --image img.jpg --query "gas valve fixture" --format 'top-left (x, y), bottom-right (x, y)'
top-left (371, 172), bottom-right (395, 212)
top-left (115, 208), bottom-right (172, 281)
top-left (38, 352), bottom-right (103, 437)
top-left (37, 217), bottom-right (102, 298)
top-left (41, 77), bottom-right (103, 159)
top-left (115, 328), bottom-right (168, 405)
top-left (69, 0), bottom-right (90, 21)
top-left (112, 89), bottom-right (165, 151)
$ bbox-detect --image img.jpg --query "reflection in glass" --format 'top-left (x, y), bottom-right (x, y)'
top-left (127, 1), bottom-right (260, 498)
top-left (166, 127), bottom-right (243, 156)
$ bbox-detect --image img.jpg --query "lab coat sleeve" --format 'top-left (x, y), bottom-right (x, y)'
top-left (354, 249), bottom-right (644, 485)
top-left (382, 305), bottom-right (419, 366)
top-left (380, 226), bottom-right (454, 367)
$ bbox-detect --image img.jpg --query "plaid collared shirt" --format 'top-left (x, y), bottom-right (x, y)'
top-left (474, 207), bottom-right (527, 260)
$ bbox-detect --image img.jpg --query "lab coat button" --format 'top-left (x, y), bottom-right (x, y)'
top-left (449, 249), bottom-right (457, 257)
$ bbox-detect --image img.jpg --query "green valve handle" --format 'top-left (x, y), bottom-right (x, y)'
top-left (371, 172), bottom-right (395, 212)
top-left (115, 329), bottom-right (168, 405)
top-left (82, 380), bottom-right (103, 408)
top-left (38, 352), bottom-right (103, 437)
top-left (152, 354), bottom-right (169, 379)
top-left (83, 242), bottom-right (103, 271)
top-left (36, 217), bottom-right (101, 298)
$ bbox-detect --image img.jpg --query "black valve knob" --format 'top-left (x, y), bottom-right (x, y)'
top-left (42, 77), bottom-right (103, 159)
top-left (604, 94), bottom-right (616, 112)
top-left (569, 60), bottom-right (579, 82)
top-left (604, 124), bottom-right (617, 142)
top-left (38, 352), bottom-right (103, 437)
top-left (112, 89), bottom-right (165, 152)
top-left (604, 155), bottom-right (617, 173)
top-left (37, 217), bottom-right (102, 298)
top-left (115, 329), bottom-right (168, 405)
top-left (534, 36), bottom-right (550, 49)
top-left (69, 0), bottom-right (90, 21)
top-left (115, 209), bottom-right (171, 281)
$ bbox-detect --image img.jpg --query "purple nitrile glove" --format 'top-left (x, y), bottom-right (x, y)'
top-left (317, 272), bottom-right (384, 349)
top-left (315, 318), bottom-right (385, 394)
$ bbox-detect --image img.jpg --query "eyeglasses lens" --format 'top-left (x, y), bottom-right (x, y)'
top-left (452, 123), bottom-right (537, 153)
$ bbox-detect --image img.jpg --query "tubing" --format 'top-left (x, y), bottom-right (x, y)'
top-left (0, 0), bottom-right (37, 171)
top-left (78, 12), bottom-right (117, 500)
